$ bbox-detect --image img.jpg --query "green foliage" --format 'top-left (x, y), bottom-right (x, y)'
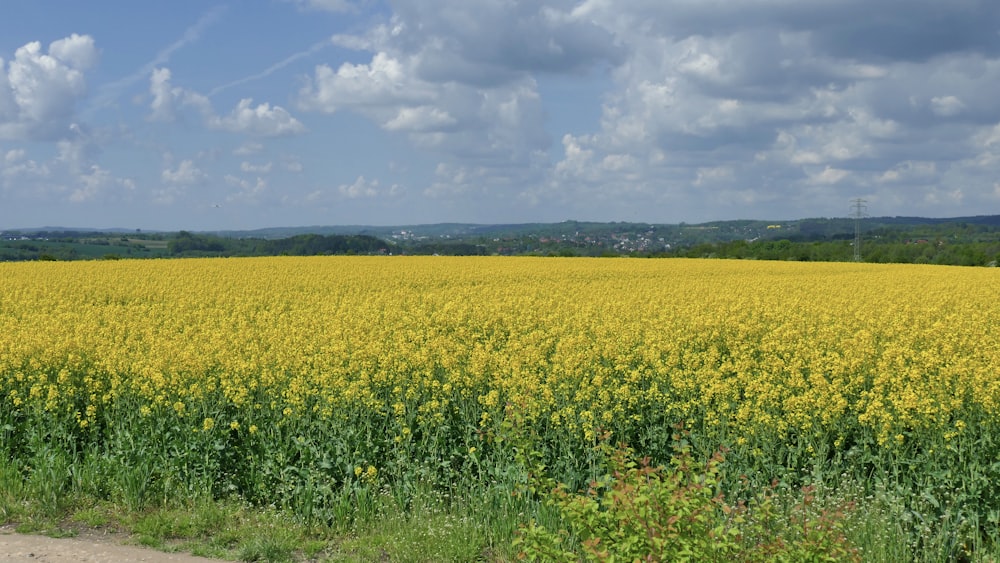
top-left (739, 483), bottom-right (860, 563)
top-left (515, 440), bottom-right (861, 562)
top-left (165, 231), bottom-right (391, 256)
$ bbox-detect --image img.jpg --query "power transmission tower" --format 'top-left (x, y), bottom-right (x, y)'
top-left (850, 198), bottom-right (868, 262)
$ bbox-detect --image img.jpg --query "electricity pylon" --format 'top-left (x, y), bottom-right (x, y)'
top-left (850, 198), bottom-right (868, 262)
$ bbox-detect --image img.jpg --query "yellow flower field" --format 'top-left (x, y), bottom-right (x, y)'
top-left (1, 256), bottom-right (998, 529)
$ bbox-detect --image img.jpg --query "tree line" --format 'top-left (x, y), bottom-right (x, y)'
top-left (167, 232), bottom-right (391, 256)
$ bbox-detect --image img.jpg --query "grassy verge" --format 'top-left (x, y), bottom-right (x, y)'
top-left (2, 489), bottom-right (510, 562)
top-left (5, 451), bottom-right (1000, 562)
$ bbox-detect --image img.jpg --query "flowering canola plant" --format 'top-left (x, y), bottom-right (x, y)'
top-left (1, 256), bottom-right (998, 521)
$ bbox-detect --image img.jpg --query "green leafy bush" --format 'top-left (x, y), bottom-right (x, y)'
top-left (516, 439), bottom-right (860, 562)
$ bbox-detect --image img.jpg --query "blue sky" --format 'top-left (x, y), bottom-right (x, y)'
top-left (2, 0), bottom-right (999, 230)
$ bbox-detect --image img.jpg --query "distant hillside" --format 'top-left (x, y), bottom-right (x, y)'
top-left (4, 215), bottom-right (999, 265)
top-left (200, 215), bottom-right (1000, 241)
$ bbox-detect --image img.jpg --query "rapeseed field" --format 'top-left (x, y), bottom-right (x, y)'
top-left (2, 257), bottom-right (998, 557)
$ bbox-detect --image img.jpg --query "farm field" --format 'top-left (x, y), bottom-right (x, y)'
top-left (2, 256), bottom-right (999, 560)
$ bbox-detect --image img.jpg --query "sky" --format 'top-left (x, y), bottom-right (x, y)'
top-left (2, 1), bottom-right (1000, 231)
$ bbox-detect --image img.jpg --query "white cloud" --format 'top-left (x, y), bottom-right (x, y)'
top-left (151, 185), bottom-right (184, 205)
top-left (49, 34), bottom-right (98, 70)
top-left (224, 174), bottom-right (268, 204)
top-left (162, 159), bottom-right (206, 185)
top-left (56, 127), bottom-right (100, 175)
top-left (877, 160), bottom-right (937, 184)
top-left (385, 0), bottom-right (623, 82)
top-left (424, 162), bottom-right (485, 198)
top-left (144, 67), bottom-right (214, 122)
top-left (4, 149), bottom-right (25, 164)
top-left (808, 166), bottom-right (849, 185)
top-left (233, 142), bottom-right (264, 156)
top-left (529, 2), bottom-right (1000, 220)
top-left (970, 122), bottom-right (1000, 167)
top-left (383, 106), bottom-right (456, 132)
top-left (978, 123), bottom-right (1000, 149)
top-left (13, 1), bottom-right (1000, 227)
top-left (299, 47), bottom-right (550, 173)
top-left (930, 95), bottom-right (965, 117)
top-left (240, 161), bottom-right (273, 174)
top-left (693, 165), bottom-right (734, 186)
top-left (556, 134), bottom-right (594, 172)
top-left (67, 166), bottom-right (134, 204)
top-left (209, 99), bottom-right (306, 137)
top-left (678, 50), bottom-right (722, 80)
top-left (1, 154), bottom-right (50, 184)
top-left (148, 68), bottom-right (178, 122)
top-left (339, 175), bottom-right (380, 198)
top-left (329, 175), bottom-right (403, 201)
top-left (299, 53), bottom-right (433, 113)
top-left (0, 35), bottom-right (98, 140)
top-left (147, 70), bottom-right (305, 137)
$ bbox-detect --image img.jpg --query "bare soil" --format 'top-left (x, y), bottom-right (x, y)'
top-left (0, 527), bottom-right (223, 562)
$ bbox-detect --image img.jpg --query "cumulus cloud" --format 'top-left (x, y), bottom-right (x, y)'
top-left (299, 50), bottom-right (550, 173)
top-left (298, 53), bottom-right (434, 113)
top-left (515, 0), bottom-right (1000, 220)
top-left (2, 128), bottom-right (135, 205)
top-left (878, 160), bottom-right (938, 184)
top-left (331, 175), bottom-right (404, 200)
top-left (144, 67), bottom-right (214, 122)
top-left (162, 159), bottom-right (206, 185)
top-left (148, 68), bottom-right (179, 122)
top-left (423, 162), bottom-right (487, 198)
top-left (808, 166), bottom-right (850, 185)
top-left (240, 161), bottom-right (273, 174)
top-left (277, 0), bottom-right (1000, 220)
top-left (383, 106), bottom-right (458, 131)
top-left (339, 175), bottom-right (379, 198)
top-left (49, 34), bottom-right (99, 70)
top-left (57, 135), bottom-right (99, 175)
top-left (0, 152), bottom-right (50, 186)
top-left (390, 0), bottom-right (624, 83)
top-left (296, 0), bottom-right (624, 192)
top-left (4, 149), bottom-right (26, 164)
top-left (19, 2), bottom-right (1000, 225)
top-left (70, 165), bottom-right (134, 203)
top-left (931, 95), bottom-right (965, 117)
top-left (224, 174), bottom-right (268, 204)
top-left (147, 69), bottom-right (305, 137)
top-left (0, 35), bottom-right (99, 140)
top-left (209, 99), bottom-right (306, 137)
top-left (233, 142), bottom-right (264, 156)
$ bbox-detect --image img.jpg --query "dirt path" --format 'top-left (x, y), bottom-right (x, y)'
top-left (0, 529), bottom-right (224, 563)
